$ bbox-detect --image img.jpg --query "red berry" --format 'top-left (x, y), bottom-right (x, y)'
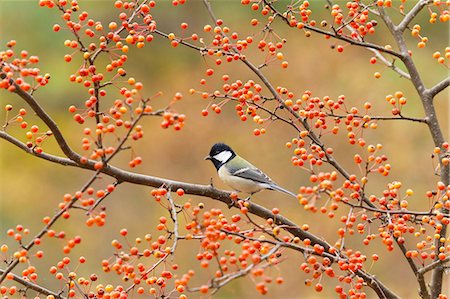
top-left (205, 68), bottom-right (214, 76)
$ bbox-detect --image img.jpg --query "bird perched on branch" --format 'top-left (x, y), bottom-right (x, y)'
top-left (205, 143), bottom-right (297, 199)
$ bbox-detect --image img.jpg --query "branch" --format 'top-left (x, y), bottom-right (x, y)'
top-left (262, 0), bottom-right (404, 59)
top-left (344, 200), bottom-right (450, 218)
top-left (426, 77), bottom-right (450, 98)
top-left (88, 180), bottom-right (121, 214)
top-left (0, 74), bottom-right (82, 163)
top-left (366, 47), bottom-right (411, 80)
top-left (396, 239), bottom-right (430, 299)
top-left (220, 228), bottom-right (336, 260)
top-left (327, 113), bottom-right (427, 124)
top-left (166, 191), bottom-right (180, 254)
top-left (417, 256), bottom-right (450, 275)
top-left (0, 131), bottom-right (78, 166)
top-left (125, 192), bottom-right (180, 294)
top-left (0, 269), bottom-right (66, 299)
top-left (397, 0), bottom-right (431, 32)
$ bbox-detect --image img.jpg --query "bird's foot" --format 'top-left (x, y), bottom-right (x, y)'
top-left (227, 200), bottom-right (235, 209)
top-left (244, 194), bottom-right (254, 202)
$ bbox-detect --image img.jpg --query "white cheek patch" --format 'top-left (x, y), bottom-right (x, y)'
top-left (214, 150), bottom-right (232, 163)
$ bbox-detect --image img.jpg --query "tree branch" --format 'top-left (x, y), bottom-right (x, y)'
top-left (0, 131), bottom-right (78, 166)
top-left (417, 256), bottom-right (450, 275)
top-left (0, 73), bottom-right (82, 163)
top-left (262, 0), bottom-right (404, 59)
top-left (396, 239), bottom-right (430, 299)
top-left (366, 47), bottom-right (411, 80)
top-left (426, 77), bottom-right (450, 98)
top-left (397, 0), bottom-right (432, 32)
top-left (0, 269), bottom-right (66, 299)
top-left (377, 4), bottom-right (449, 298)
top-left (327, 113), bottom-right (427, 124)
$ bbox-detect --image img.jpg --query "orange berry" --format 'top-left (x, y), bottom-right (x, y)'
top-left (94, 161), bottom-right (103, 170)
top-left (199, 285), bottom-right (208, 294)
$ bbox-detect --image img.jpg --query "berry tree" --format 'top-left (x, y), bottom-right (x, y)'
top-left (0, 0), bottom-right (449, 298)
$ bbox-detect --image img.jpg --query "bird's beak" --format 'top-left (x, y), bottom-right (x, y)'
top-left (204, 155), bottom-right (211, 160)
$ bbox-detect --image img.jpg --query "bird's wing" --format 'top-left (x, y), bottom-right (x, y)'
top-left (231, 167), bottom-right (274, 185)
top-left (229, 161), bottom-right (297, 198)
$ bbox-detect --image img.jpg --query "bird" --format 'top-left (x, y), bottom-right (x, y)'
top-left (205, 143), bottom-right (297, 199)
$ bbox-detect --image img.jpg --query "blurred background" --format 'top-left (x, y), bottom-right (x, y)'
top-left (0, 0), bottom-right (448, 298)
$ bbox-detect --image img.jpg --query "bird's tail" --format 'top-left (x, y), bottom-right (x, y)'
top-left (270, 184), bottom-right (298, 198)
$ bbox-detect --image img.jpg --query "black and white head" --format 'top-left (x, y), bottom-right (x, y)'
top-left (205, 143), bottom-right (236, 170)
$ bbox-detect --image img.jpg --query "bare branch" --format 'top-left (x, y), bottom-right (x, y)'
top-left (365, 47), bottom-right (411, 80)
top-left (426, 77), bottom-right (450, 98)
top-left (397, 0), bottom-right (432, 32)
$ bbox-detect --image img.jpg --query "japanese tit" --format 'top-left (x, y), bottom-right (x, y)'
top-left (205, 143), bottom-right (297, 198)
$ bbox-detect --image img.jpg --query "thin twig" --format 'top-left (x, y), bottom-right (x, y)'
top-left (88, 180), bottom-right (121, 214)
top-left (166, 191), bottom-right (180, 254)
top-left (327, 112), bottom-right (427, 123)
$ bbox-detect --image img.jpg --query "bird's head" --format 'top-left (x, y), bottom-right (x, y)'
top-left (205, 143), bottom-right (236, 170)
